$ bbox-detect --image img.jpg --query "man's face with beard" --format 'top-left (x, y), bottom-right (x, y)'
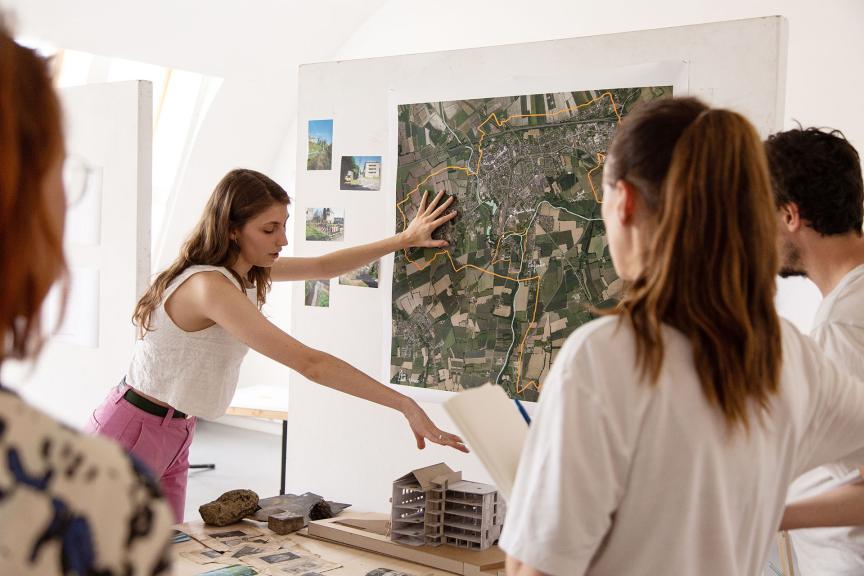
top-left (777, 206), bottom-right (807, 278)
top-left (778, 238), bottom-right (807, 278)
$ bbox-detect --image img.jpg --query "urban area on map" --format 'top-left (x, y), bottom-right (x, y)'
top-left (390, 86), bottom-right (672, 400)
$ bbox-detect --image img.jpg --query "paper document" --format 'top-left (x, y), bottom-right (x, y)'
top-left (443, 383), bottom-right (529, 501)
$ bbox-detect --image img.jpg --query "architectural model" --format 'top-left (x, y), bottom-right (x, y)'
top-left (390, 463), bottom-right (505, 550)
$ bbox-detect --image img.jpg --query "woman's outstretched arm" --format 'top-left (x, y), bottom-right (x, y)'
top-left (272, 190), bottom-right (456, 281)
top-left (190, 270), bottom-right (468, 452)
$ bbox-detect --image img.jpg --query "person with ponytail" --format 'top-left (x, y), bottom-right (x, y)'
top-left (86, 168), bottom-right (467, 522)
top-left (498, 98), bottom-right (864, 575)
top-left (0, 18), bottom-right (172, 575)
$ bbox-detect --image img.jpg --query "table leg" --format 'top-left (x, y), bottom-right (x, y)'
top-left (280, 419), bottom-right (287, 495)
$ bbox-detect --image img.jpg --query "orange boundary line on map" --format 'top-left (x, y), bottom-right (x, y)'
top-left (396, 92), bottom-right (622, 394)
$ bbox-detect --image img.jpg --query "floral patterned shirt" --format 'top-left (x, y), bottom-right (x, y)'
top-left (0, 385), bottom-right (173, 575)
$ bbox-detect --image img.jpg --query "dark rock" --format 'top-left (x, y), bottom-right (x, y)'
top-left (250, 492), bottom-right (350, 523)
top-left (199, 489), bottom-right (259, 527)
top-left (309, 500), bottom-right (334, 521)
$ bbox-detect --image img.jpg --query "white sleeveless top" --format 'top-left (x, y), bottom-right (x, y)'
top-left (127, 265), bottom-right (255, 420)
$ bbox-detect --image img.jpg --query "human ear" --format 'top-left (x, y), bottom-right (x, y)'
top-left (615, 180), bottom-right (638, 226)
top-left (779, 202), bottom-right (802, 232)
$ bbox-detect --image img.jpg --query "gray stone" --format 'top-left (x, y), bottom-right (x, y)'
top-left (199, 489), bottom-right (259, 527)
top-left (250, 492), bottom-right (350, 522)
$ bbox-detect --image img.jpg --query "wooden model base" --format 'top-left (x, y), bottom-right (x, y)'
top-left (307, 513), bottom-right (505, 576)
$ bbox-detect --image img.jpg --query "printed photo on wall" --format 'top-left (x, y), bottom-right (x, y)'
top-left (304, 279), bottom-right (330, 307)
top-left (339, 260), bottom-right (379, 288)
top-left (340, 155), bottom-right (381, 190)
top-left (305, 207), bottom-right (345, 241)
top-left (307, 119), bottom-right (333, 170)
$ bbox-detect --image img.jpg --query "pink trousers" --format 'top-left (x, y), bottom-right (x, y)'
top-left (85, 382), bottom-right (196, 523)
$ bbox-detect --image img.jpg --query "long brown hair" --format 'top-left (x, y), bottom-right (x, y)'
top-left (133, 168), bottom-right (290, 335)
top-left (0, 19), bottom-right (66, 364)
top-left (605, 98), bottom-right (781, 430)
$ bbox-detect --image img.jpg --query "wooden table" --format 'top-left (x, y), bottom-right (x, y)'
top-left (173, 519), bottom-right (486, 576)
top-left (224, 385), bottom-right (290, 495)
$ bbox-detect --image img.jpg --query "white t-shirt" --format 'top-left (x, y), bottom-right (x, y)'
top-left (127, 265), bottom-right (256, 420)
top-left (787, 263), bottom-right (864, 575)
top-left (498, 315), bottom-right (864, 576)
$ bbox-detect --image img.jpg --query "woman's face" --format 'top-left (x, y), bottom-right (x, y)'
top-left (235, 202), bottom-right (289, 268)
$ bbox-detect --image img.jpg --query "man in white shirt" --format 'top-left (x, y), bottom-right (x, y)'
top-left (766, 126), bottom-right (864, 575)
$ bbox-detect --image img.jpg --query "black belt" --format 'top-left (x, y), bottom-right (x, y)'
top-left (123, 388), bottom-right (187, 419)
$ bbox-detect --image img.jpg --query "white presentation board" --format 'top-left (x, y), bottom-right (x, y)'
top-left (285, 17), bottom-right (788, 510)
top-left (292, 16), bottom-right (788, 401)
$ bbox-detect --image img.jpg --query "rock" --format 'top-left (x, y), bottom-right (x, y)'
top-left (199, 489), bottom-right (259, 527)
top-left (268, 511), bottom-right (306, 535)
top-left (309, 499), bottom-right (334, 521)
top-left (250, 493), bottom-right (350, 522)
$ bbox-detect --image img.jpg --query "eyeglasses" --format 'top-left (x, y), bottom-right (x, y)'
top-left (62, 154), bottom-right (96, 207)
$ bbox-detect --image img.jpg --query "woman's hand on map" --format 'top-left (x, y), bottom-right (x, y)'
top-left (400, 189), bottom-right (457, 248)
top-left (401, 397), bottom-right (469, 453)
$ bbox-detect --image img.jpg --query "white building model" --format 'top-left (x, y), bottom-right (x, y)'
top-left (390, 463), bottom-right (505, 550)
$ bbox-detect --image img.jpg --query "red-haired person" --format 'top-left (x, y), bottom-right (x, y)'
top-left (500, 98), bottom-right (864, 575)
top-left (0, 19), bottom-right (172, 576)
top-left (87, 169), bottom-right (467, 522)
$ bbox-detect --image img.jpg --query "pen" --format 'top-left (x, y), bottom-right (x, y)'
top-left (513, 398), bottom-right (531, 425)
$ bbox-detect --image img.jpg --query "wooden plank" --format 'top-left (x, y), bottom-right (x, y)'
top-left (225, 406), bottom-right (288, 420)
top-left (333, 517), bottom-right (390, 535)
top-left (306, 513), bottom-right (505, 575)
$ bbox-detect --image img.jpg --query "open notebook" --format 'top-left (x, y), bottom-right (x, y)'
top-left (443, 384), bottom-right (529, 501)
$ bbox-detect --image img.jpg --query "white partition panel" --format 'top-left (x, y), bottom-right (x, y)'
top-left (3, 80), bottom-right (152, 428)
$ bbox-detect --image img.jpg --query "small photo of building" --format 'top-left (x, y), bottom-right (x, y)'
top-left (305, 207), bottom-right (345, 241)
top-left (340, 155), bottom-right (382, 191)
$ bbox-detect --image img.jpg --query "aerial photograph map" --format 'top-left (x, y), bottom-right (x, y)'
top-left (390, 86), bottom-right (672, 401)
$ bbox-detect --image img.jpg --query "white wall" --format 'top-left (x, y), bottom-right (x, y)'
top-left (336, 0), bottom-right (864, 147)
top-left (6, 0), bottom-right (390, 267)
top-left (7, 0), bottom-right (863, 511)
